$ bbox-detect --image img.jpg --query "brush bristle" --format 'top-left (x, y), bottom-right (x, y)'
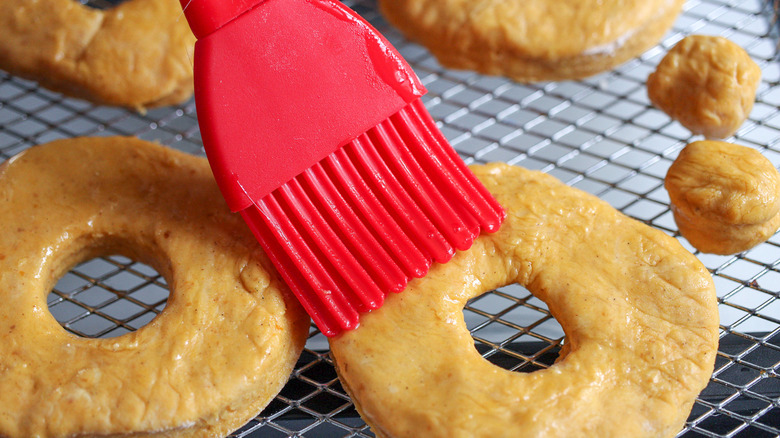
top-left (241, 99), bottom-right (506, 336)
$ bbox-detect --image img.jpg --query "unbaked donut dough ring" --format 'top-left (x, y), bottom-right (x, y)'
top-left (379, 0), bottom-right (685, 82)
top-left (0, 0), bottom-right (195, 109)
top-left (0, 137), bottom-right (309, 437)
top-left (330, 164), bottom-right (719, 437)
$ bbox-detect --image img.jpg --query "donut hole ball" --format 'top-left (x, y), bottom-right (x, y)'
top-left (647, 35), bottom-right (761, 139)
top-left (665, 140), bottom-right (780, 255)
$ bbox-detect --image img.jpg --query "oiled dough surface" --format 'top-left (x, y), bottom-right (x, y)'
top-left (330, 163), bottom-right (719, 438)
top-left (0, 137), bottom-right (309, 437)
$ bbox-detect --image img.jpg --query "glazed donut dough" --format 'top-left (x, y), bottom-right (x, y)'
top-left (0, 137), bottom-right (309, 437)
top-left (0, 0), bottom-right (195, 109)
top-left (665, 140), bottom-right (780, 255)
top-left (330, 164), bottom-right (719, 438)
top-left (648, 35), bottom-right (761, 139)
top-left (379, 0), bottom-right (685, 82)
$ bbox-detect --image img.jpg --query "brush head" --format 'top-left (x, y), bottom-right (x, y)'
top-left (182, 0), bottom-right (506, 336)
top-left (240, 99), bottom-right (506, 336)
top-left (188, 0), bottom-right (425, 211)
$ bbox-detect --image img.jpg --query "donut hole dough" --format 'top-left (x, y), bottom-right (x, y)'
top-left (330, 164), bottom-right (719, 438)
top-left (378, 0), bottom-right (685, 82)
top-left (0, 137), bottom-right (310, 437)
top-left (46, 239), bottom-right (170, 338)
top-left (463, 285), bottom-right (566, 371)
top-left (665, 140), bottom-right (780, 255)
top-left (83, 0), bottom-right (130, 9)
top-left (0, 0), bottom-right (195, 110)
top-left (647, 35), bottom-right (761, 139)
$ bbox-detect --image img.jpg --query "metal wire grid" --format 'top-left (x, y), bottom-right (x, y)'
top-left (1, 0), bottom-right (780, 436)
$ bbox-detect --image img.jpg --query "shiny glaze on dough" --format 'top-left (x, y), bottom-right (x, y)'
top-left (330, 163), bottom-right (718, 438)
top-left (0, 137), bottom-right (309, 437)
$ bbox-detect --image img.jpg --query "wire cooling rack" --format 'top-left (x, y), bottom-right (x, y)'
top-left (2, 0), bottom-right (780, 436)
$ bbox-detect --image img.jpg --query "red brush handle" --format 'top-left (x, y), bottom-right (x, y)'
top-left (187, 0), bottom-right (426, 212)
top-left (180, 0), bottom-right (265, 39)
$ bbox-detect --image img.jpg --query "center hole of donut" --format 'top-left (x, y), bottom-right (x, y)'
top-left (464, 284), bottom-right (565, 373)
top-left (78, 0), bottom-right (128, 10)
top-left (47, 255), bottom-right (169, 338)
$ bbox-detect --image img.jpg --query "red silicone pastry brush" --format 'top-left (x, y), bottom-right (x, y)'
top-left (179, 0), bottom-right (505, 336)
